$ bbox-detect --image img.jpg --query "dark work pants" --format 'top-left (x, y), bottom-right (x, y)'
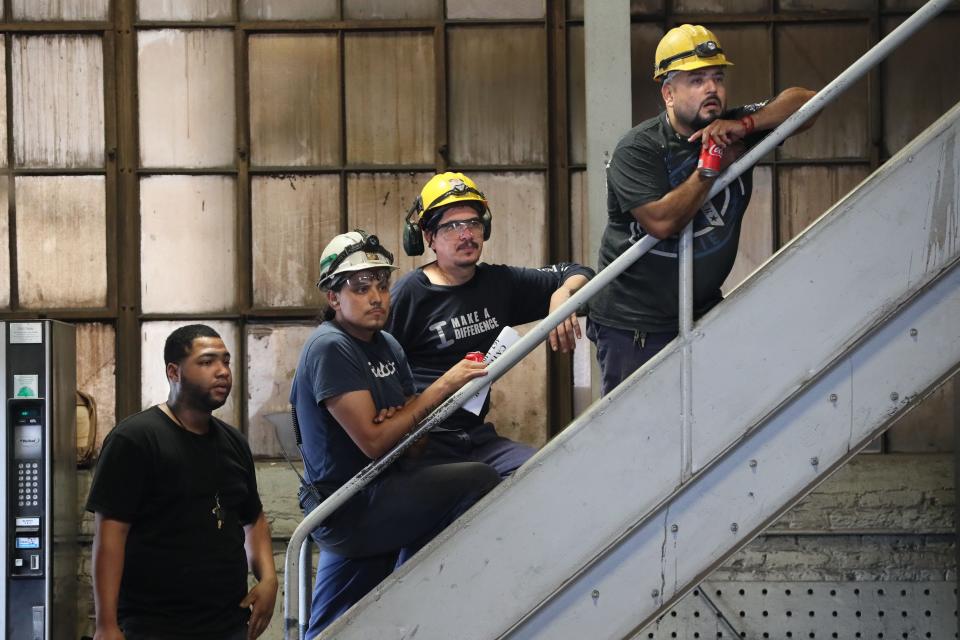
top-left (587, 319), bottom-right (678, 397)
top-left (304, 456), bottom-right (502, 638)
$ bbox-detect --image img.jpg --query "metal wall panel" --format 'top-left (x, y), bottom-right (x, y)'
top-left (883, 0), bottom-right (960, 8)
top-left (343, 0), bottom-right (440, 20)
top-left (881, 15), bottom-right (960, 156)
top-left (138, 29), bottom-right (235, 168)
top-left (249, 34), bottom-right (340, 167)
top-left (345, 172), bottom-right (433, 275)
top-left (446, 0), bottom-right (545, 20)
top-left (776, 24), bottom-right (871, 160)
top-left (251, 174), bottom-right (339, 309)
top-left (487, 321), bottom-right (549, 447)
top-left (567, 0), bottom-right (666, 19)
top-left (137, 0), bottom-right (234, 21)
top-left (12, 0), bottom-right (109, 20)
top-left (777, 165), bottom-right (870, 245)
top-left (246, 323), bottom-right (316, 457)
top-left (888, 374), bottom-right (956, 452)
top-left (240, 0), bottom-right (338, 20)
top-left (569, 170), bottom-right (588, 267)
top-left (448, 26), bottom-right (548, 165)
top-left (630, 23), bottom-right (664, 128)
top-left (140, 320), bottom-right (240, 426)
top-left (139, 175), bottom-right (237, 313)
top-left (722, 166), bottom-right (773, 295)
top-left (345, 32), bottom-right (435, 166)
top-left (12, 35), bottom-right (104, 169)
top-left (75, 322), bottom-right (116, 451)
top-left (15, 176), bottom-right (107, 308)
top-left (779, 0), bottom-right (873, 9)
top-left (0, 179), bottom-right (7, 308)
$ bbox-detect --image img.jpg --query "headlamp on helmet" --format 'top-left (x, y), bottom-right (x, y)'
top-left (317, 230), bottom-right (397, 290)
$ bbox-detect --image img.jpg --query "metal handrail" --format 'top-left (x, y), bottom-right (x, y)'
top-left (283, 1), bottom-right (952, 636)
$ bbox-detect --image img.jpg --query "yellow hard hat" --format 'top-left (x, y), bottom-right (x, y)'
top-left (653, 24), bottom-right (732, 81)
top-left (413, 172), bottom-right (488, 225)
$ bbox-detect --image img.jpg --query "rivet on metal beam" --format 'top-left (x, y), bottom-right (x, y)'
top-left (730, 523), bottom-right (739, 533)
top-left (810, 457), bottom-right (819, 467)
top-left (651, 589), bottom-right (660, 598)
top-left (890, 392), bottom-right (899, 402)
top-left (670, 524), bottom-right (679, 533)
top-left (829, 393), bottom-right (838, 403)
top-left (592, 589), bottom-right (600, 600)
top-left (749, 459), bottom-right (758, 468)
top-left (909, 328), bottom-right (918, 337)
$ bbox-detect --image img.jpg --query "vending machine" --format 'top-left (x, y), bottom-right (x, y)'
top-left (1, 320), bottom-right (77, 639)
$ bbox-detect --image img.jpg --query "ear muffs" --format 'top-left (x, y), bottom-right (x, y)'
top-left (403, 197), bottom-right (425, 256)
top-left (480, 208), bottom-right (492, 240)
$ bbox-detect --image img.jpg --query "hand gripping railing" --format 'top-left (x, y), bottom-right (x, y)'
top-left (283, 1), bottom-right (951, 636)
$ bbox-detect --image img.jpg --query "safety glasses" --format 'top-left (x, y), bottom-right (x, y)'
top-left (341, 269), bottom-right (392, 293)
top-left (435, 217), bottom-right (484, 239)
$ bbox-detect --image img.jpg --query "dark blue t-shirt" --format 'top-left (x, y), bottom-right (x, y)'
top-left (290, 322), bottom-right (415, 492)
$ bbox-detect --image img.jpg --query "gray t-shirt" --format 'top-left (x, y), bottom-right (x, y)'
top-left (589, 106), bottom-right (765, 333)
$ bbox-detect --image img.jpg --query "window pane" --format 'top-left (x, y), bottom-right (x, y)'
top-left (777, 165), bottom-right (869, 245)
top-left (140, 175), bottom-right (237, 313)
top-left (345, 32), bottom-right (435, 165)
top-left (568, 0), bottom-right (665, 18)
top-left (0, 180), bottom-right (8, 308)
top-left (76, 322), bottom-right (116, 453)
top-left (246, 323), bottom-right (316, 457)
top-left (138, 0), bottom-right (234, 21)
top-left (779, 0), bottom-right (871, 8)
top-left (0, 39), bottom-right (7, 169)
top-left (711, 25), bottom-right (772, 112)
top-left (448, 26), bottom-right (547, 165)
top-left (16, 176), bottom-right (107, 308)
top-left (887, 373), bottom-right (955, 453)
top-left (139, 30), bottom-right (235, 168)
top-left (776, 24), bottom-right (870, 160)
top-left (630, 23), bottom-right (665, 127)
top-left (568, 26), bottom-right (585, 165)
top-left (344, 0), bottom-right (440, 19)
top-left (12, 0), bottom-right (109, 20)
top-left (345, 172), bottom-right (434, 275)
top-left (465, 171), bottom-right (546, 267)
top-left (140, 320), bottom-right (240, 427)
top-left (241, 0), bottom-right (338, 20)
top-left (722, 166), bottom-right (772, 295)
top-left (569, 170), bottom-right (588, 268)
top-left (13, 35), bottom-right (104, 169)
top-left (882, 15), bottom-right (960, 156)
top-left (249, 34), bottom-right (340, 167)
top-left (252, 175), bottom-right (339, 308)
top-left (447, 0), bottom-right (544, 19)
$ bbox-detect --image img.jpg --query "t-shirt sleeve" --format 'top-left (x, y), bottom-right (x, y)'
top-left (607, 136), bottom-right (671, 214)
top-left (84, 431), bottom-right (148, 522)
top-left (304, 331), bottom-right (371, 404)
top-left (504, 265), bottom-right (572, 325)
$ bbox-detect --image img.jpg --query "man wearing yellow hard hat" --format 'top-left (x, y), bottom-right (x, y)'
top-left (387, 171), bottom-right (595, 476)
top-left (587, 24), bottom-right (818, 396)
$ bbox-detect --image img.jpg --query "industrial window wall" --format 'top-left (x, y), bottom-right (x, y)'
top-left (0, 0), bottom-right (956, 461)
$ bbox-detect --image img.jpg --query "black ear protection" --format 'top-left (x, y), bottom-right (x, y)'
top-left (402, 190), bottom-right (493, 256)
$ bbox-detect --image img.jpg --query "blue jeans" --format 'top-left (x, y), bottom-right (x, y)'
top-left (586, 319), bottom-right (677, 397)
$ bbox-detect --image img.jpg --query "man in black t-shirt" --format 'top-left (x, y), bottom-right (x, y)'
top-left (87, 325), bottom-right (277, 640)
top-left (389, 172), bottom-right (595, 475)
top-left (587, 24), bottom-right (818, 395)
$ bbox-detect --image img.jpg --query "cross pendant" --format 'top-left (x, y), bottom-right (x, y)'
top-left (212, 493), bottom-right (223, 530)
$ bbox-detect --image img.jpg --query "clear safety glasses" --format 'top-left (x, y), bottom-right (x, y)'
top-left (435, 217), bottom-right (484, 240)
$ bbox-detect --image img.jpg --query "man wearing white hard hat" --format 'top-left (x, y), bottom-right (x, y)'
top-left (289, 230), bottom-right (501, 637)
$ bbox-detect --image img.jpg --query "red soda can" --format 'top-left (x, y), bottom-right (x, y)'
top-left (697, 142), bottom-right (724, 177)
top-left (464, 351), bottom-right (485, 363)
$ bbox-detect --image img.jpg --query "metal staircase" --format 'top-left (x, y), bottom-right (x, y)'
top-left (317, 99), bottom-right (960, 640)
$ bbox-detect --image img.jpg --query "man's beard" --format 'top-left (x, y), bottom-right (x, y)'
top-left (181, 377), bottom-right (229, 411)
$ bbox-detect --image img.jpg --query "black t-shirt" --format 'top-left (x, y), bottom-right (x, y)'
top-left (589, 105), bottom-right (766, 333)
top-left (386, 262), bottom-right (594, 423)
top-left (289, 322), bottom-right (415, 491)
top-left (86, 407), bottom-right (263, 638)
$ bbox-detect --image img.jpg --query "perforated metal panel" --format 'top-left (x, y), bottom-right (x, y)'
top-left (635, 582), bottom-right (957, 639)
